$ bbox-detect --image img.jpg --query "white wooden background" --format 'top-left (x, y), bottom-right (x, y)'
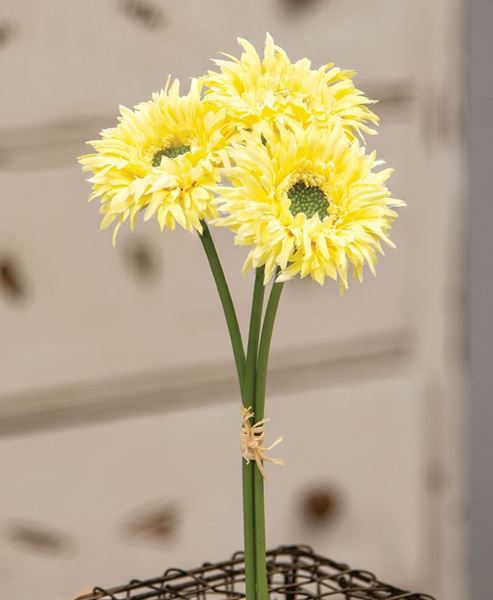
top-left (0, 1), bottom-right (466, 599)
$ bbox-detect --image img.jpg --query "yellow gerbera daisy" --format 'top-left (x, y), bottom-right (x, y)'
top-left (79, 78), bottom-right (230, 243)
top-left (204, 34), bottom-right (378, 141)
top-left (215, 123), bottom-right (404, 289)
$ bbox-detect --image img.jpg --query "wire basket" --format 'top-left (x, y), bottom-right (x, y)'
top-left (74, 544), bottom-right (435, 600)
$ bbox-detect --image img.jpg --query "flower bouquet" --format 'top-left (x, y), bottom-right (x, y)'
top-left (79, 35), bottom-right (406, 600)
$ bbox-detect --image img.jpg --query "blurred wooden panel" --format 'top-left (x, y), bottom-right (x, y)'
top-left (0, 2), bottom-right (465, 599)
top-left (0, 375), bottom-right (426, 600)
top-left (0, 0), bottom-right (422, 128)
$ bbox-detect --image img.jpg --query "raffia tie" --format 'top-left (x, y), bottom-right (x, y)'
top-left (240, 406), bottom-right (285, 480)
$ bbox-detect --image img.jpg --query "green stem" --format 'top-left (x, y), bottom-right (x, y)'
top-left (199, 221), bottom-right (256, 600)
top-left (254, 279), bottom-right (284, 600)
top-left (199, 221), bottom-right (246, 393)
top-left (245, 267), bottom-right (265, 410)
top-left (241, 462), bottom-right (256, 600)
top-left (255, 279), bottom-right (284, 420)
top-left (244, 268), bottom-right (265, 600)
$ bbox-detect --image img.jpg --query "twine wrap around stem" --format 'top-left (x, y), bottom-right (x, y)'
top-left (240, 406), bottom-right (285, 480)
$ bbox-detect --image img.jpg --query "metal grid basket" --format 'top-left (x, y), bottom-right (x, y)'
top-left (75, 544), bottom-right (435, 600)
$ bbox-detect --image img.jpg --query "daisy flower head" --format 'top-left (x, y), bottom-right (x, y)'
top-left (215, 122), bottom-right (404, 291)
top-left (204, 34), bottom-right (378, 141)
top-left (79, 78), bottom-right (231, 244)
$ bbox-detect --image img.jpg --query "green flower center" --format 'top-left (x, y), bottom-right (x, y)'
top-left (152, 144), bottom-right (190, 167)
top-left (288, 182), bottom-right (329, 220)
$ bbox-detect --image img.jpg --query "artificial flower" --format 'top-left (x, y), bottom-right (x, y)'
top-left (204, 34), bottom-right (378, 141)
top-left (79, 78), bottom-right (230, 243)
top-left (215, 122), bottom-right (404, 289)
